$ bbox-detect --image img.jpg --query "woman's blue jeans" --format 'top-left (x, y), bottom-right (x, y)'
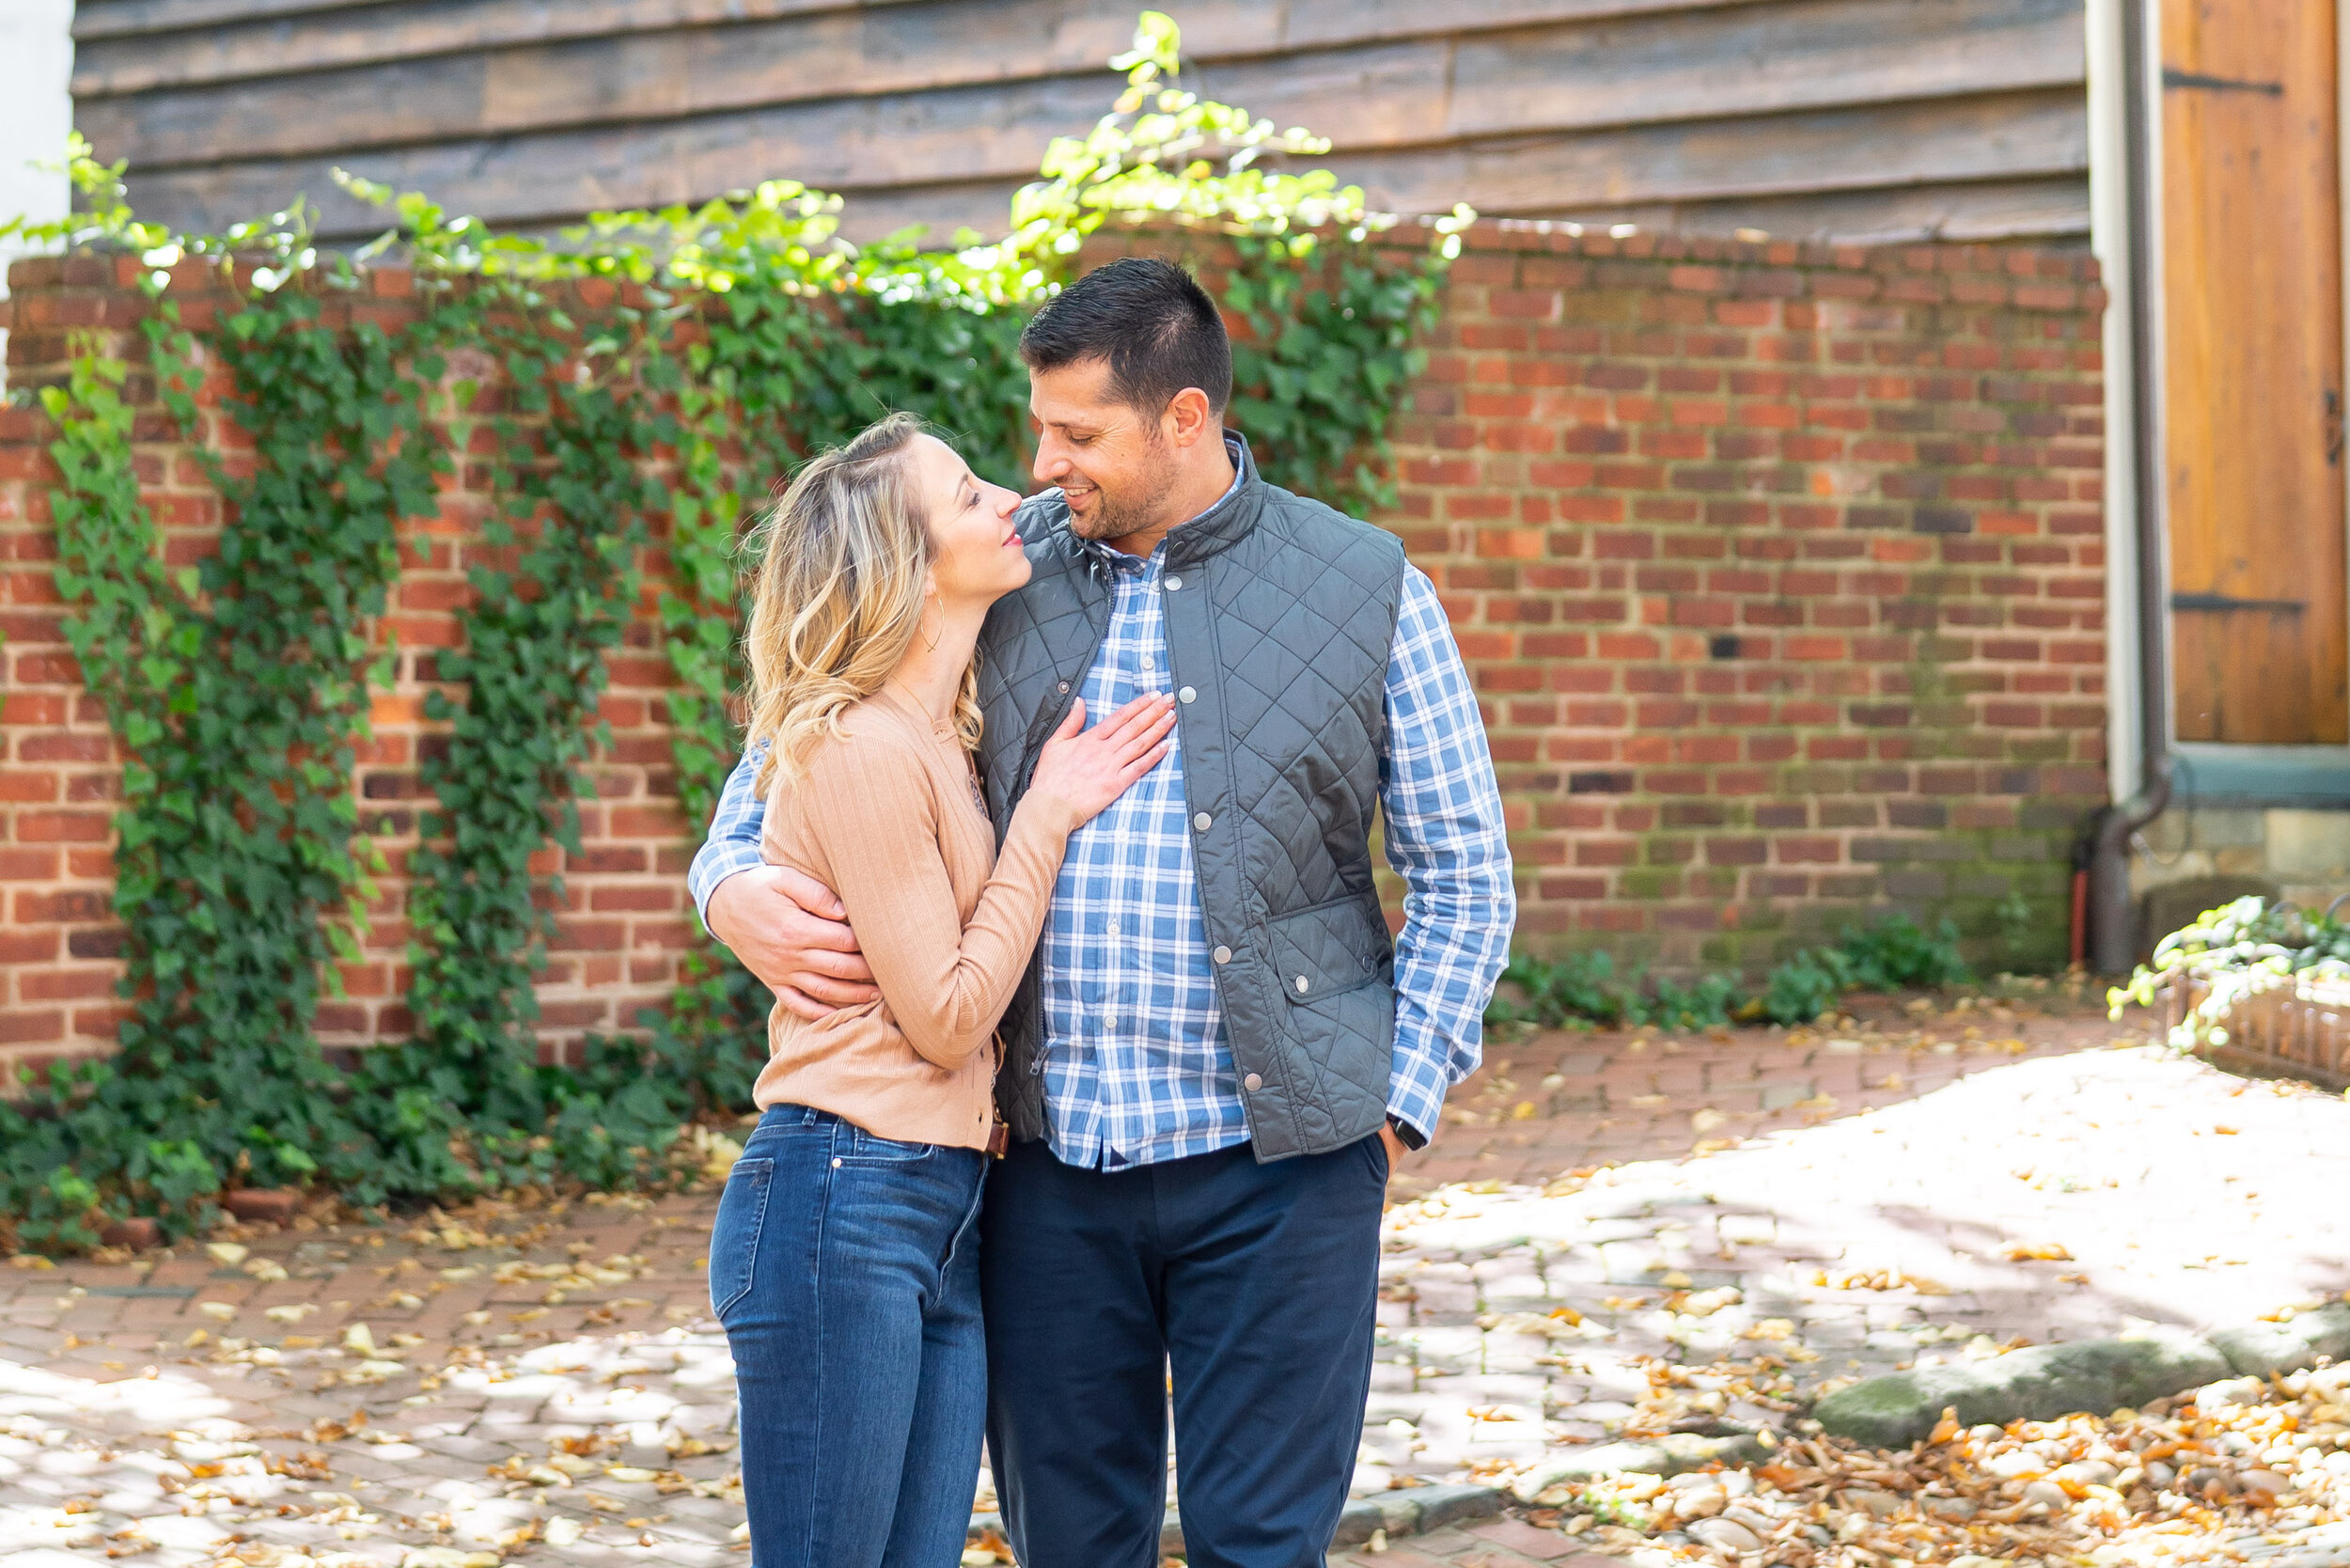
top-left (712, 1104), bottom-right (990, 1568)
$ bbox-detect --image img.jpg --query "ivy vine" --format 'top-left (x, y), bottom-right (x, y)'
top-left (0, 222), bottom-right (464, 1244)
top-left (0, 11), bottom-right (1463, 1247)
top-left (347, 292), bottom-right (670, 1201)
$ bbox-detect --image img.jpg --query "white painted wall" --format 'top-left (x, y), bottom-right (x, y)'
top-left (0, 0), bottom-right (75, 382)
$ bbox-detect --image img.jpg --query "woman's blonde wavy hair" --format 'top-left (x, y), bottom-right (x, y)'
top-left (742, 412), bottom-right (982, 795)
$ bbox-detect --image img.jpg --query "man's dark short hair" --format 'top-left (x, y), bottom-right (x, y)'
top-left (1018, 257), bottom-right (1233, 418)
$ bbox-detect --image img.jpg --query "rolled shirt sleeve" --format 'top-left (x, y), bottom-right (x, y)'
top-left (686, 742), bottom-right (771, 933)
top-left (1378, 565), bottom-right (1516, 1144)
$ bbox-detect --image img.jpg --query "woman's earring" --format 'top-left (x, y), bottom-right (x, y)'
top-left (920, 601), bottom-right (941, 652)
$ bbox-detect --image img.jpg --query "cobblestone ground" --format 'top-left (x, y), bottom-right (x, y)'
top-left (8, 992), bottom-right (2349, 1568)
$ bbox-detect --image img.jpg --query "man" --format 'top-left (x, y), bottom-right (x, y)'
top-left (690, 257), bottom-right (1512, 1567)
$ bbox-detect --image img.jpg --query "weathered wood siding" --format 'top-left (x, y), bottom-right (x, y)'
top-left (73, 0), bottom-right (2091, 247)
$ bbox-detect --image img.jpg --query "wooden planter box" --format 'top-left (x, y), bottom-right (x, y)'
top-left (2168, 970), bottom-right (2350, 1089)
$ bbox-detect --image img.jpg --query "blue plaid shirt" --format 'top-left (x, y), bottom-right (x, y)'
top-left (689, 491), bottom-right (1512, 1168)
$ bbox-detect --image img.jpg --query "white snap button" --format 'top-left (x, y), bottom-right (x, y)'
top-left (1193, 812), bottom-right (1212, 832)
top-left (1139, 653), bottom-right (1153, 670)
top-left (831, 1157), bottom-right (842, 1168)
top-left (1243, 1073), bottom-right (1263, 1091)
top-left (1179, 685), bottom-right (1196, 703)
top-left (1165, 574), bottom-right (1183, 590)
top-left (1294, 975), bottom-right (1309, 993)
top-left (1212, 945), bottom-right (1231, 964)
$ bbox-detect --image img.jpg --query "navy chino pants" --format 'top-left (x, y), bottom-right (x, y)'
top-left (979, 1132), bottom-right (1388, 1568)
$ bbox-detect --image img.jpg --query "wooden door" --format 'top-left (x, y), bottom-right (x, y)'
top-left (2163, 0), bottom-right (2350, 745)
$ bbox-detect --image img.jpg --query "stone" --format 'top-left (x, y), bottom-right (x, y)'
top-left (2195, 1375), bottom-right (2267, 1410)
top-left (1416, 1482), bottom-right (1508, 1530)
top-left (1813, 1330), bottom-right (2230, 1449)
top-left (1329, 1482), bottom-right (1502, 1546)
top-left (1685, 1516), bottom-right (1763, 1554)
top-left (2139, 876), bottom-right (2281, 950)
top-left (1510, 1434), bottom-right (1771, 1501)
top-left (2055, 1459), bottom-right (2116, 1489)
top-left (2021, 1480), bottom-right (2070, 1509)
top-left (2311, 1365), bottom-right (2350, 1401)
top-left (2209, 1305), bottom-right (2350, 1380)
top-left (2267, 809), bottom-right (2350, 878)
top-left (2240, 1468), bottom-right (2289, 1502)
top-left (1670, 1484), bottom-right (1726, 1518)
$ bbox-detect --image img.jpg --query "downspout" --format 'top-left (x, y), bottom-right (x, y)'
top-left (2088, 0), bottom-right (2174, 973)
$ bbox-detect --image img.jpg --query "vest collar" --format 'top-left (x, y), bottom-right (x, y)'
top-left (1073, 433), bottom-right (1266, 573)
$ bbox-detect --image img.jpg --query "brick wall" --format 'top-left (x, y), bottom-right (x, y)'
top-left (0, 255), bottom-right (699, 1080)
top-left (0, 227), bottom-right (2108, 1079)
top-left (1390, 227), bottom-right (2108, 971)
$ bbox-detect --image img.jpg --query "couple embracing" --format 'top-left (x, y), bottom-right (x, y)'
top-left (687, 258), bottom-right (1515, 1568)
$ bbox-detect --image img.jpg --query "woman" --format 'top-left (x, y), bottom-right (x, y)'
top-left (708, 412), bottom-right (1175, 1568)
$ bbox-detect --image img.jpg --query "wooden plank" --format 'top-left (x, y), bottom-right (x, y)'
top-left (115, 69), bottom-right (1126, 236)
top-left (829, 173), bottom-right (2092, 247)
top-left (73, 0), bottom-right (1108, 96)
top-left (78, 0), bottom-right (1288, 169)
top-left (79, 0), bottom-right (2081, 180)
top-left (72, 0), bottom-right (1763, 88)
top-left (1509, 174), bottom-right (2091, 244)
top-left (74, 0), bottom-right (430, 39)
top-left (118, 84), bottom-right (2089, 246)
top-left (1442, 0), bottom-right (2083, 140)
top-left (2163, 0), bottom-right (2350, 745)
top-left (1275, 0), bottom-right (1764, 50)
top-left (1332, 88), bottom-right (2088, 215)
top-left (112, 161), bottom-right (2087, 257)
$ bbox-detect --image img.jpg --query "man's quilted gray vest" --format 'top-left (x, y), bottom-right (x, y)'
top-left (974, 442), bottom-right (1407, 1163)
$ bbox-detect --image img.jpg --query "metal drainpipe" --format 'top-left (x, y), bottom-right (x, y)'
top-left (2088, 0), bottom-right (2174, 973)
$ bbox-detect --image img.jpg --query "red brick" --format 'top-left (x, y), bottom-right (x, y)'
top-left (223, 1188), bottom-right (302, 1225)
top-left (99, 1216), bottom-right (162, 1251)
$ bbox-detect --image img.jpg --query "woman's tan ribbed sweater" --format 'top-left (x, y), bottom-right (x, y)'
top-left (752, 683), bottom-right (1068, 1150)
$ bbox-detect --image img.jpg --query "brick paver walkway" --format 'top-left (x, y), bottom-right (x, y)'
top-left (1392, 985), bottom-right (2109, 1190)
top-left (9, 993), bottom-right (2350, 1567)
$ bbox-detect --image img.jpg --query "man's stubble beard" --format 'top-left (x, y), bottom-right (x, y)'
top-left (1063, 431), bottom-right (1181, 546)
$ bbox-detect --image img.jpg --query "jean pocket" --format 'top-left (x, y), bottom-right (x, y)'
top-left (842, 1126), bottom-right (936, 1164)
top-left (708, 1156), bottom-right (774, 1322)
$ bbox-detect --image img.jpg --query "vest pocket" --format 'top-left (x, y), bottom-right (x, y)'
top-left (1264, 893), bottom-right (1387, 1003)
top-left (1265, 895), bottom-right (1397, 1109)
